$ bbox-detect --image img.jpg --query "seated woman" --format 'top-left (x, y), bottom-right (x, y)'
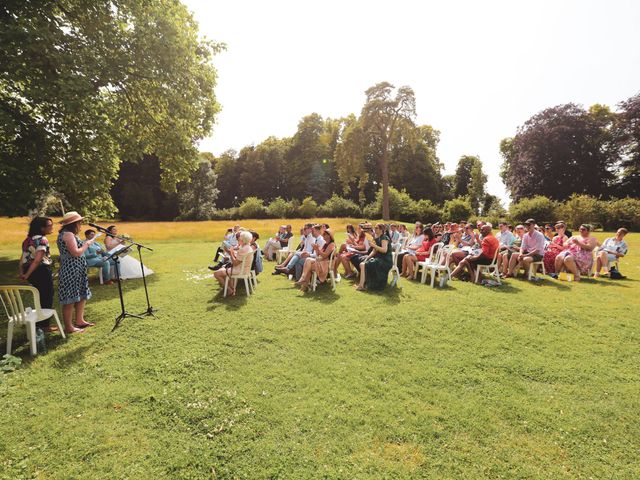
top-left (595, 227), bottom-right (628, 277)
top-left (555, 224), bottom-right (598, 281)
top-left (263, 225), bottom-right (286, 261)
top-left (296, 229), bottom-right (336, 292)
top-left (213, 231), bottom-right (253, 295)
top-left (543, 222), bottom-right (568, 274)
top-left (339, 224), bottom-right (368, 279)
top-left (355, 223), bottom-right (392, 291)
top-left (104, 224), bottom-right (153, 279)
top-left (450, 224), bottom-right (477, 266)
top-left (84, 229), bottom-right (115, 285)
top-left (401, 227), bottom-right (437, 278)
top-left (395, 224), bottom-right (425, 269)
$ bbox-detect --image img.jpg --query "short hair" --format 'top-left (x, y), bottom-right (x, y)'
top-left (84, 229), bottom-right (95, 236)
top-left (618, 227), bottom-right (629, 234)
top-left (323, 223), bottom-right (330, 229)
top-left (250, 230), bottom-right (259, 240)
top-left (239, 231), bottom-right (252, 244)
top-left (580, 224), bottom-right (592, 232)
top-left (286, 224), bottom-right (292, 229)
top-left (304, 223), bottom-right (313, 229)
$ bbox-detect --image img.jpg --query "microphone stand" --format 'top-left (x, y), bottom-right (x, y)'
top-left (90, 223), bottom-right (158, 319)
top-left (104, 245), bottom-right (144, 332)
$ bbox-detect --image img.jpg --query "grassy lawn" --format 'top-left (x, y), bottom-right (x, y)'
top-left (0, 218), bottom-right (638, 479)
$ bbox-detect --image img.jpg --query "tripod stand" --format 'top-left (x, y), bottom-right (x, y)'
top-left (106, 246), bottom-right (144, 332)
top-left (135, 244), bottom-right (157, 317)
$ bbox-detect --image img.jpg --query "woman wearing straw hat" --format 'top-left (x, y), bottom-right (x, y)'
top-left (57, 211), bottom-right (95, 333)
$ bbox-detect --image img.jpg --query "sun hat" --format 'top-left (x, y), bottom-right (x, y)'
top-left (59, 211), bottom-right (84, 226)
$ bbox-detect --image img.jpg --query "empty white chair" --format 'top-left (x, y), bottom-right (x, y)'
top-left (275, 236), bottom-right (295, 264)
top-left (474, 247), bottom-right (502, 285)
top-left (1, 285), bottom-right (66, 356)
top-left (223, 251), bottom-right (255, 297)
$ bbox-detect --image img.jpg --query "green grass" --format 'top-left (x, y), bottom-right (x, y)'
top-left (0, 219), bottom-right (639, 479)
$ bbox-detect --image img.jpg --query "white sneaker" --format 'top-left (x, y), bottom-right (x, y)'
top-left (288, 274), bottom-right (293, 280)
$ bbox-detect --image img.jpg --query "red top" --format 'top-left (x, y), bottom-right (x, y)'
top-left (416, 238), bottom-right (439, 261)
top-left (481, 234), bottom-right (500, 260)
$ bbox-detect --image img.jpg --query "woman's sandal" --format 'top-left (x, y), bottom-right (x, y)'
top-left (76, 321), bottom-right (95, 328)
top-left (65, 327), bottom-right (86, 334)
top-left (355, 286), bottom-right (366, 291)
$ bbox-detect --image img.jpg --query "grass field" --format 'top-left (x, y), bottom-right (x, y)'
top-left (0, 218), bottom-right (639, 479)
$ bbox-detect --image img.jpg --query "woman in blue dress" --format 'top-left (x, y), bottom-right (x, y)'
top-left (57, 212), bottom-right (95, 333)
top-left (355, 223), bottom-right (392, 291)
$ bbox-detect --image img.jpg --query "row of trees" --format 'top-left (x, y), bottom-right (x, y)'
top-left (501, 95), bottom-right (640, 201)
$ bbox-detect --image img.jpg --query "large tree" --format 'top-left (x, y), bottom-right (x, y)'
top-left (360, 82), bottom-right (417, 220)
top-left (500, 103), bottom-right (617, 201)
top-left (0, 0), bottom-right (222, 216)
top-left (453, 155), bottom-right (487, 213)
top-left (176, 158), bottom-right (219, 220)
top-left (615, 93), bottom-right (640, 196)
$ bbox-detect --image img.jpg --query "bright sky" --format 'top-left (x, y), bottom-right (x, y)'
top-left (182, 0), bottom-right (640, 204)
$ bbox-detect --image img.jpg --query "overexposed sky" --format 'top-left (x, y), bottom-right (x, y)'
top-left (182, 0), bottom-right (640, 203)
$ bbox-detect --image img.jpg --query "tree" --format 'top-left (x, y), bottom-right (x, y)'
top-left (453, 155), bottom-right (487, 213)
top-left (176, 159), bottom-right (219, 220)
top-left (0, 0), bottom-right (222, 216)
top-left (615, 93), bottom-right (640, 196)
top-left (213, 150), bottom-right (239, 208)
top-left (360, 82), bottom-right (417, 220)
top-left (111, 155), bottom-right (179, 220)
top-left (500, 104), bottom-right (617, 201)
top-left (441, 198), bottom-right (473, 222)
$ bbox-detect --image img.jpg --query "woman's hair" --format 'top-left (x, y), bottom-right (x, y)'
top-left (375, 223), bottom-right (386, 234)
top-left (60, 220), bottom-right (82, 234)
top-left (580, 224), bottom-right (592, 232)
top-left (416, 224), bottom-right (424, 234)
top-left (250, 230), bottom-right (259, 240)
top-left (239, 231), bottom-right (252, 245)
top-left (28, 216), bottom-right (52, 237)
top-left (106, 225), bottom-right (117, 235)
top-left (424, 226), bottom-right (434, 241)
top-left (346, 224), bottom-right (355, 234)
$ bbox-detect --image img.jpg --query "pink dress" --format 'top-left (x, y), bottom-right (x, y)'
top-left (543, 235), bottom-right (567, 273)
top-left (564, 238), bottom-right (594, 275)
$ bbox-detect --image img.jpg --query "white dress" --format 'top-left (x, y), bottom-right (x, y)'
top-left (106, 239), bottom-right (154, 280)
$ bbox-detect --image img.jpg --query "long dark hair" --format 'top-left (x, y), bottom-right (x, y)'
top-left (106, 225), bottom-right (117, 236)
top-left (424, 227), bottom-right (434, 241)
top-left (28, 217), bottom-right (52, 237)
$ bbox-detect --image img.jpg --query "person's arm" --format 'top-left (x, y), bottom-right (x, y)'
top-left (64, 232), bottom-right (94, 257)
top-left (20, 250), bottom-right (45, 280)
top-left (319, 243), bottom-right (335, 260)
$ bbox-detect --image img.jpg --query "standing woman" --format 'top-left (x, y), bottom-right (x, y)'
top-left (57, 212), bottom-right (95, 333)
top-left (356, 223), bottom-right (392, 291)
top-left (19, 217), bottom-right (55, 331)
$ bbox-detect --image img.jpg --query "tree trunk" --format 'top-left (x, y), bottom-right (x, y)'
top-left (381, 148), bottom-right (390, 221)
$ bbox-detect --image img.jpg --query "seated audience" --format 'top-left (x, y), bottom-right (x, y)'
top-left (543, 222), bottom-right (568, 274)
top-left (498, 224), bottom-right (524, 275)
top-left (275, 224), bottom-right (325, 278)
top-left (395, 223), bottom-right (425, 269)
top-left (595, 227), bottom-right (628, 277)
top-left (296, 229), bottom-right (336, 292)
top-left (339, 224), bottom-right (369, 279)
top-left (450, 224), bottom-right (499, 284)
top-left (554, 224), bottom-right (597, 281)
top-left (506, 219), bottom-right (546, 278)
top-left (356, 223), bottom-right (392, 291)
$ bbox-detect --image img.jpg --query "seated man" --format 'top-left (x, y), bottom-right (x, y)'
top-left (595, 227), bottom-right (628, 276)
top-left (498, 225), bottom-right (524, 275)
top-left (450, 223), bottom-right (499, 283)
top-left (263, 225), bottom-right (293, 261)
top-left (275, 224), bottom-right (324, 276)
top-left (209, 225), bottom-right (240, 269)
top-left (84, 229), bottom-right (114, 284)
top-left (506, 218), bottom-right (545, 278)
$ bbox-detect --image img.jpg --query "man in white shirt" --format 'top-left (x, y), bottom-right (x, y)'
top-left (507, 218), bottom-right (546, 277)
top-left (496, 221), bottom-right (515, 250)
top-left (276, 223), bottom-right (323, 274)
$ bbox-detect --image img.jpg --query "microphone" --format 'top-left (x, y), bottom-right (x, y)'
top-left (88, 222), bottom-right (109, 232)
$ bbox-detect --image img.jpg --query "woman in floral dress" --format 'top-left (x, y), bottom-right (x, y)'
top-left (543, 222), bottom-right (569, 274)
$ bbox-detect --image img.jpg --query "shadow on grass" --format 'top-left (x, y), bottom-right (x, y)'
top-left (306, 285), bottom-right (340, 304)
top-left (206, 290), bottom-right (249, 311)
top-left (51, 342), bottom-right (94, 369)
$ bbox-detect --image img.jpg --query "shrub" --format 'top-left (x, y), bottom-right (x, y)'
top-left (604, 197), bottom-right (640, 230)
top-left (441, 197), bottom-right (473, 222)
top-left (212, 207), bottom-right (240, 220)
top-left (410, 199), bottom-right (440, 224)
top-left (508, 196), bottom-right (559, 224)
top-left (559, 194), bottom-right (605, 229)
top-left (238, 197), bottom-right (266, 219)
top-left (364, 187), bottom-right (415, 221)
top-left (266, 197), bottom-right (297, 218)
top-left (318, 194), bottom-right (361, 217)
top-left (298, 196), bottom-right (318, 218)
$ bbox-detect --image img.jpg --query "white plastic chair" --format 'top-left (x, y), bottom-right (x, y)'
top-left (474, 247), bottom-right (502, 285)
top-left (223, 251), bottom-right (255, 297)
top-left (389, 242), bottom-right (402, 288)
top-left (425, 245), bottom-right (453, 288)
top-left (414, 242), bottom-right (443, 283)
top-left (311, 249), bottom-right (337, 291)
top-left (275, 236), bottom-right (295, 264)
top-left (1, 285), bottom-right (66, 355)
top-left (514, 258), bottom-right (546, 279)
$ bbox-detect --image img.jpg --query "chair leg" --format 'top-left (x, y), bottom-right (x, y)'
top-left (223, 277), bottom-right (229, 297)
top-left (6, 321), bottom-right (14, 355)
top-left (244, 278), bottom-right (251, 296)
top-left (28, 321), bottom-right (37, 356)
top-left (52, 311), bottom-right (66, 339)
top-left (430, 269), bottom-right (436, 288)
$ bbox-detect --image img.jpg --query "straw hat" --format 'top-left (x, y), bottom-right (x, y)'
top-left (59, 211), bottom-right (84, 226)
